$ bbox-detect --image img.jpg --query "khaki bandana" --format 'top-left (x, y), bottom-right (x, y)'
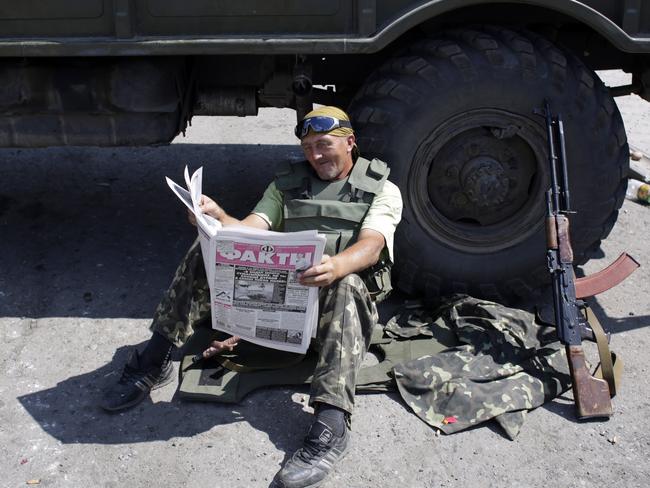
top-left (302, 106), bottom-right (355, 137)
top-left (301, 106), bottom-right (359, 159)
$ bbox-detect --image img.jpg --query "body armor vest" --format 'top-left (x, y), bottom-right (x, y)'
top-left (274, 157), bottom-right (392, 300)
top-left (275, 157), bottom-right (389, 255)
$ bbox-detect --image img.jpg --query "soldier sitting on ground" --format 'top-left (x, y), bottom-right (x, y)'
top-left (100, 106), bottom-right (403, 488)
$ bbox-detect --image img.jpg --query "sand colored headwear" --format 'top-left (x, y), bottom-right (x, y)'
top-left (301, 106), bottom-right (355, 137)
top-left (298, 106), bottom-right (359, 159)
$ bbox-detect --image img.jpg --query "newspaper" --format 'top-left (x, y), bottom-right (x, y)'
top-left (166, 167), bottom-right (326, 354)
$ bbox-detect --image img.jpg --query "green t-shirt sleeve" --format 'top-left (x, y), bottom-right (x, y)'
top-left (251, 181), bottom-right (284, 231)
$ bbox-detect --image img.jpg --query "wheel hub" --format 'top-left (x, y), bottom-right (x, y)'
top-left (460, 156), bottom-right (508, 207)
top-left (411, 109), bottom-right (548, 251)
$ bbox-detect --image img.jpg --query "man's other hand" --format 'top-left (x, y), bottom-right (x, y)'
top-left (298, 254), bottom-right (340, 287)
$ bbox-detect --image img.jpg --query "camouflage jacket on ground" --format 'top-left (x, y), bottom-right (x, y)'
top-left (389, 295), bottom-right (571, 440)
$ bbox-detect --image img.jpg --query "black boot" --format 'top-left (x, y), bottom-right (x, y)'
top-left (100, 334), bottom-right (174, 412)
top-left (279, 407), bottom-right (350, 488)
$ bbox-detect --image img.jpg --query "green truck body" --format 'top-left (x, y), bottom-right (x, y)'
top-left (2, 0), bottom-right (648, 299)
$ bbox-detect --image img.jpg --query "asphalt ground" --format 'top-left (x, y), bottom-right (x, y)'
top-left (0, 71), bottom-right (649, 488)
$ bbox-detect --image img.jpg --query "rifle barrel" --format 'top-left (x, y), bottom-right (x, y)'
top-left (557, 117), bottom-right (571, 211)
top-left (544, 102), bottom-right (561, 212)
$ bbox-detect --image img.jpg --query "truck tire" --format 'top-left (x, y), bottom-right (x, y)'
top-left (349, 26), bottom-right (628, 301)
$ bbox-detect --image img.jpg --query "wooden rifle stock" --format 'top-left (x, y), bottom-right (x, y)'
top-left (566, 345), bottom-right (613, 419)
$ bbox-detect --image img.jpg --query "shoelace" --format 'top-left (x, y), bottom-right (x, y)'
top-left (118, 353), bottom-right (169, 385)
top-left (297, 437), bottom-right (329, 462)
top-left (118, 364), bottom-right (142, 385)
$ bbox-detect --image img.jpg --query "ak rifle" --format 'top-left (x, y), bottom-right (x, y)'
top-left (539, 101), bottom-right (639, 419)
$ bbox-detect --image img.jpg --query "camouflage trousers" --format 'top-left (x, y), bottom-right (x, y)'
top-left (150, 240), bottom-right (211, 347)
top-left (150, 239), bottom-right (378, 414)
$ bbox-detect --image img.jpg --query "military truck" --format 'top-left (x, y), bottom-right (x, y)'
top-left (2, 1), bottom-right (649, 300)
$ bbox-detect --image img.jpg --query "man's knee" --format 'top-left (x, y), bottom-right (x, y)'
top-left (337, 273), bottom-right (366, 291)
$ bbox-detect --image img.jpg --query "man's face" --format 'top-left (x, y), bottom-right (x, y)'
top-left (300, 132), bottom-right (355, 181)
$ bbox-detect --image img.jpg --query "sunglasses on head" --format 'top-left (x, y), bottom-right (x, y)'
top-left (294, 116), bottom-right (353, 138)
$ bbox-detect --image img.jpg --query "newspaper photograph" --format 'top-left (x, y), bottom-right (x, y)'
top-left (166, 166), bottom-right (325, 354)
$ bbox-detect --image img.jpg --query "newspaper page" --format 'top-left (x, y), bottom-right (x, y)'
top-left (211, 228), bottom-right (324, 353)
top-left (166, 166), bottom-right (325, 354)
top-left (166, 167), bottom-right (221, 283)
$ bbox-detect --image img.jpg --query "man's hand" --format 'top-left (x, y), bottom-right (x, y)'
top-left (187, 194), bottom-right (225, 226)
top-left (191, 336), bottom-right (240, 364)
top-left (298, 254), bottom-right (341, 288)
top-left (187, 194), bottom-right (271, 229)
top-left (298, 230), bottom-right (386, 288)
top-left (202, 336), bottom-right (240, 358)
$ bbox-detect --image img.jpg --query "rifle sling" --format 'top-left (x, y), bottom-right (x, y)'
top-left (586, 306), bottom-right (623, 397)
